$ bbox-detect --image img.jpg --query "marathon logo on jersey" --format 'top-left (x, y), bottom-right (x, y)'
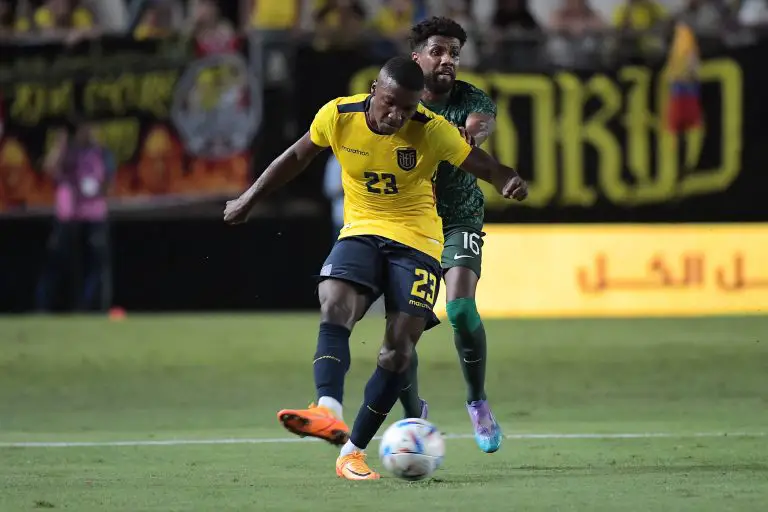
top-left (396, 147), bottom-right (417, 171)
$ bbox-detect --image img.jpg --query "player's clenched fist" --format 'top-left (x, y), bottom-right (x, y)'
top-left (223, 197), bottom-right (251, 224)
top-left (501, 176), bottom-right (528, 201)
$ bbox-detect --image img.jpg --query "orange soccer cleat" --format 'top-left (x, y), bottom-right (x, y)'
top-left (277, 403), bottom-right (350, 445)
top-left (336, 451), bottom-right (380, 481)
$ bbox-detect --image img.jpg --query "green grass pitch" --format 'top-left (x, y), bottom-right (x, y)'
top-left (1, 314), bottom-right (767, 511)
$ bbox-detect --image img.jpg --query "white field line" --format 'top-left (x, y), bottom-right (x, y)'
top-left (0, 431), bottom-right (764, 448)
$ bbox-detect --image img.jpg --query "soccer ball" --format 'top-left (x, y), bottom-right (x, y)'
top-left (378, 418), bottom-right (445, 481)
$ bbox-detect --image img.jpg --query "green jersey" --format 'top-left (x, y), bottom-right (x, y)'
top-left (421, 80), bottom-right (496, 232)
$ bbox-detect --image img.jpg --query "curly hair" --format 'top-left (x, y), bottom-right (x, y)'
top-left (408, 16), bottom-right (468, 52)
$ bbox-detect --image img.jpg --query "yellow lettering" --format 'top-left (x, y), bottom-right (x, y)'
top-left (584, 74), bottom-right (625, 205)
top-left (48, 81), bottom-right (74, 118)
top-left (620, 66), bottom-right (653, 184)
top-left (485, 73), bottom-right (556, 208)
top-left (10, 84), bottom-right (43, 125)
top-left (678, 59), bottom-right (742, 197)
top-left (139, 71), bottom-right (177, 118)
top-left (92, 119), bottom-right (140, 165)
top-left (83, 71), bottom-right (177, 118)
top-left (10, 82), bottom-right (73, 125)
top-left (620, 66), bottom-right (676, 204)
top-left (556, 72), bottom-right (618, 207)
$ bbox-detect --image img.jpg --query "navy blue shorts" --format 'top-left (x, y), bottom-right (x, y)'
top-left (318, 235), bottom-right (442, 330)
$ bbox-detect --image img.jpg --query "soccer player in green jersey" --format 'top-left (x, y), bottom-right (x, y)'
top-left (399, 17), bottom-right (503, 453)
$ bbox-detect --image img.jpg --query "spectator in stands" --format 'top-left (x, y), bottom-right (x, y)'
top-left (17, 0), bottom-right (97, 41)
top-left (0, 0), bottom-right (16, 35)
top-left (36, 121), bottom-right (116, 313)
top-left (738, 0), bottom-right (768, 26)
top-left (242, 0), bottom-right (303, 32)
top-left (547, 0), bottom-right (605, 67)
top-left (549, 0), bottom-right (604, 35)
top-left (372, 0), bottom-right (416, 40)
top-left (612, 0), bottom-right (668, 62)
top-left (486, 0), bottom-right (541, 68)
top-left (613, 0), bottom-right (667, 33)
top-left (191, 0), bottom-right (236, 53)
top-left (133, 0), bottom-right (175, 40)
top-left (444, 0), bottom-right (480, 69)
top-left (371, 0), bottom-right (417, 58)
top-left (677, 0), bottom-right (732, 34)
top-left (490, 0), bottom-right (539, 33)
top-left (313, 0), bottom-right (366, 51)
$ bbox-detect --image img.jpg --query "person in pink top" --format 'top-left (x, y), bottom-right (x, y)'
top-left (35, 121), bottom-right (115, 312)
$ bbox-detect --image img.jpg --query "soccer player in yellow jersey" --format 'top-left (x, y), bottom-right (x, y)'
top-left (224, 56), bottom-right (527, 480)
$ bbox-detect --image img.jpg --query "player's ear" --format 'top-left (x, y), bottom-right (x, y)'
top-left (411, 52), bottom-right (419, 62)
top-left (370, 80), bottom-right (377, 95)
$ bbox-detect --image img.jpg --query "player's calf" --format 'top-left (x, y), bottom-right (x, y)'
top-left (399, 347), bottom-right (428, 419)
top-left (446, 295), bottom-right (501, 453)
top-left (447, 296), bottom-right (487, 402)
top-left (338, 314), bottom-right (424, 479)
top-left (278, 279), bottom-right (368, 445)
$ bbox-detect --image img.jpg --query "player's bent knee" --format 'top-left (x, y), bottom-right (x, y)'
top-left (319, 298), bottom-right (358, 329)
top-left (318, 279), bottom-right (367, 328)
top-left (446, 297), bottom-right (482, 334)
top-left (377, 343), bottom-right (413, 373)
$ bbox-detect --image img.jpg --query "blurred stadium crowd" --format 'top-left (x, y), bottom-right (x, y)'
top-left (0, 0), bottom-right (767, 67)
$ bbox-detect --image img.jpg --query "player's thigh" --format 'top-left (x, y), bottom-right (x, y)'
top-left (317, 279), bottom-right (369, 329)
top-left (317, 236), bottom-right (383, 328)
top-left (441, 227), bottom-right (483, 300)
top-left (382, 242), bottom-right (442, 332)
top-left (443, 267), bottom-right (479, 301)
top-left (379, 311), bottom-right (427, 372)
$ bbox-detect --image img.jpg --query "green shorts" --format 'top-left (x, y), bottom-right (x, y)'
top-left (441, 226), bottom-right (484, 278)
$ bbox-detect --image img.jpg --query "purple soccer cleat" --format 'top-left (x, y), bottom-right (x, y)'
top-left (467, 400), bottom-right (502, 453)
top-left (419, 398), bottom-right (429, 419)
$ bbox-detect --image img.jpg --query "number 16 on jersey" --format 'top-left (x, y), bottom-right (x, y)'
top-left (463, 232), bottom-right (481, 255)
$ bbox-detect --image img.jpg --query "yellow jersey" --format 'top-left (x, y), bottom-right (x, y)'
top-left (251, 0), bottom-right (299, 29)
top-left (310, 94), bottom-right (472, 261)
top-left (35, 6), bottom-right (93, 29)
top-left (612, 1), bottom-right (666, 30)
top-left (372, 6), bottom-right (413, 37)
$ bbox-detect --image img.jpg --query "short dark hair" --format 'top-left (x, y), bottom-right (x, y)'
top-left (380, 56), bottom-right (424, 92)
top-left (409, 16), bottom-right (467, 52)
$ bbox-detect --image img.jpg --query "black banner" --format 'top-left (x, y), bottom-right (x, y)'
top-left (0, 35), bottom-right (261, 215)
top-left (294, 41), bottom-right (768, 223)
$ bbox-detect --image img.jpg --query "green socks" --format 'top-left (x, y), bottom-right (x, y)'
top-left (446, 297), bottom-right (487, 402)
top-left (398, 297), bottom-right (488, 416)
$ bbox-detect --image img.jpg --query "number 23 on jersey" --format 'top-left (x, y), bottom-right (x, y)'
top-left (364, 171), bottom-right (398, 194)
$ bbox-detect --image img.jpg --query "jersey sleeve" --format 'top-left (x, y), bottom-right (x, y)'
top-left (467, 86), bottom-right (497, 117)
top-left (427, 115), bottom-right (473, 168)
top-left (309, 99), bottom-right (337, 148)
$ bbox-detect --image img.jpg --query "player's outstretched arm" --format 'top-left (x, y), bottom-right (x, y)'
top-left (459, 146), bottom-right (528, 201)
top-left (224, 132), bottom-right (325, 224)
